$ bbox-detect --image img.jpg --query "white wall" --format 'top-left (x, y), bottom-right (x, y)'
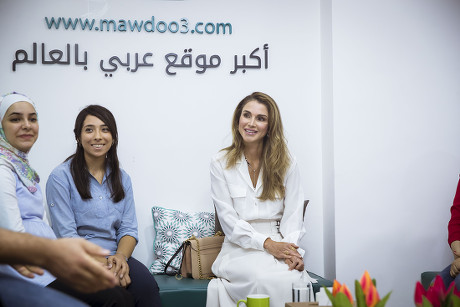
top-left (2, 1), bottom-right (460, 306)
top-left (332, 0), bottom-right (460, 306)
top-left (0, 0), bottom-right (325, 276)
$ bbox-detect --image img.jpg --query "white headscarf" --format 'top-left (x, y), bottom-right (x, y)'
top-left (0, 92), bottom-right (39, 193)
top-left (0, 92), bottom-right (35, 129)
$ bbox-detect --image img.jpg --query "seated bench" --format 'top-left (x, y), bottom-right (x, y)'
top-left (154, 200), bottom-right (333, 306)
top-left (421, 271), bottom-right (439, 289)
top-left (155, 271), bottom-right (333, 307)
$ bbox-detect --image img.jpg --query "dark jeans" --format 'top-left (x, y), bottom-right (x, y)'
top-left (124, 257), bottom-right (162, 307)
top-left (0, 273), bottom-right (87, 307)
top-left (48, 257), bottom-right (161, 307)
top-left (48, 278), bottom-right (134, 307)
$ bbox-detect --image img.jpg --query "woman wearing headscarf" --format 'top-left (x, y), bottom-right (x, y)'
top-left (0, 92), bottom-right (134, 307)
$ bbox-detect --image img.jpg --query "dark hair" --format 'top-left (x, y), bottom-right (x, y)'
top-left (66, 105), bottom-right (125, 203)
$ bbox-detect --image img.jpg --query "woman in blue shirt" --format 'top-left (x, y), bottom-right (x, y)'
top-left (0, 93), bottom-right (133, 307)
top-left (46, 105), bottom-right (161, 307)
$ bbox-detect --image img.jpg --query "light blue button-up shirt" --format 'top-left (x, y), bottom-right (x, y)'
top-left (0, 162), bottom-right (56, 286)
top-left (46, 159), bottom-right (138, 254)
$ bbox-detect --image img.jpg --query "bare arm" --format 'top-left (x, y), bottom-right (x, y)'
top-left (0, 228), bottom-right (117, 292)
top-left (108, 235), bottom-right (137, 287)
top-left (451, 240), bottom-right (460, 259)
top-left (450, 240), bottom-right (460, 277)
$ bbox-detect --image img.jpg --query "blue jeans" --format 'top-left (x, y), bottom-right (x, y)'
top-left (439, 264), bottom-right (460, 289)
top-left (0, 273), bottom-right (87, 307)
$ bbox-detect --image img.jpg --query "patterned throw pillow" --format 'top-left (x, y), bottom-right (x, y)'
top-left (149, 206), bottom-right (216, 274)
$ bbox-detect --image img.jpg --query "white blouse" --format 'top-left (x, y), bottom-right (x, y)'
top-left (210, 151), bottom-right (306, 253)
top-left (0, 160), bottom-right (25, 232)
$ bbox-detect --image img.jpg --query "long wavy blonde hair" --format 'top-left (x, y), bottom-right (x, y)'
top-left (223, 92), bottom-right (290, 201)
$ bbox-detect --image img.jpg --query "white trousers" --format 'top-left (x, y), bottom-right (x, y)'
top-left (206, 220), bottom-right (315, 307)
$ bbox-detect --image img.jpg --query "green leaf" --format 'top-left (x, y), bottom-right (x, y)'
top-left (355, 280), bottom-right (366, 307)
top-left (442, 291), bottom-right (452, 307)
top-left (324, 286), bottom-right (336, 303)
top-left (374, 292), bottom-right (391, 307)
top-left (334, 293), bottom-right (354, 307)
top-left (422, 296), bottom-right (433, 307)
top-left (372, 278), bottom-right (377, 287)
top-left (442, 290), bottom-right (460, 307)
top-left (450, 294), bottom-right (460, 307)
top-left (323, 286), bottom-right (354, 307)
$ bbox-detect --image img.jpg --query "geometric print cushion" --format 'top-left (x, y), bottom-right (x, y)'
top-left (149, 206), bottom-right (215, 274)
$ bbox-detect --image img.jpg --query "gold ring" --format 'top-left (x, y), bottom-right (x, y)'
top-left (284, 250), bottom-right (289, 255)
top-left (290, 247), bottom-right (296, 251)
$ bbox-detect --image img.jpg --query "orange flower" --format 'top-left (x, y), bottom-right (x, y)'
top-left (326, 271), bottom-right (391, 307)
top-left (332, 279), bottom-right (353, 303)
top-left (360, 271), bottom-right (380, 307)
top-left (332, 280), bottom-right (341, 296)
top-left (340, 283), bottom-right (354, 303)
top-left (366, 284), bottom-right (380, 307)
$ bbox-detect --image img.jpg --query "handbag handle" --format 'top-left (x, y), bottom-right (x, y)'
top-left (188, 236), bottom-right (205, 279)
top-left (164, 240), bottom-right (188, 277)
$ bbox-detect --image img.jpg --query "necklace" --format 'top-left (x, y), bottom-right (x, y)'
top-left (244, 156), bottom-right (259, 188)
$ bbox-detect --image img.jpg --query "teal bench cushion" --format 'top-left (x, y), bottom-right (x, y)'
top-left (156, 271), bottom-right (333, 307)
top-left (156, 274), bottom-right (210, 307)
top-left (421, 271), bottom-right (439, 290)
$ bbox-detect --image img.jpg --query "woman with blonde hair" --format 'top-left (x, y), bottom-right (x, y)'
top-left (206, 92), bottom-right (315, 307)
